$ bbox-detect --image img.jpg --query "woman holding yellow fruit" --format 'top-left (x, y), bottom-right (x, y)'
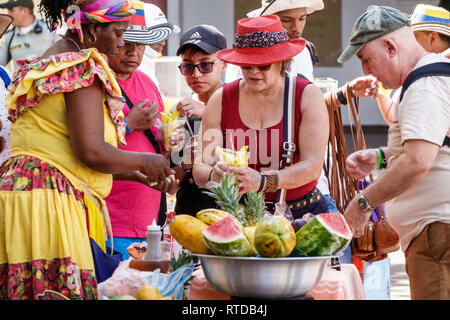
top-left (194, 15), bottom-right (330, 219)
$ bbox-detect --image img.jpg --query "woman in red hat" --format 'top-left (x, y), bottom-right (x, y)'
top-left (194, 15), bottom-right (330, 219)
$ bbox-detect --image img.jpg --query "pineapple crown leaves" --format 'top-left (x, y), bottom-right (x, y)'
top-left (202, 172), bottom-right (266, 226)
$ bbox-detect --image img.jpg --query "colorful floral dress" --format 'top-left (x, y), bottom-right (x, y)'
top-left (0, 48), bottom-right (126, 300)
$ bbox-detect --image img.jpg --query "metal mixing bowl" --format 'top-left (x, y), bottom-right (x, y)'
top-left (191, 253), bottom-right (331, 298)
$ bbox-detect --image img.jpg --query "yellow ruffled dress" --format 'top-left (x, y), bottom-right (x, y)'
top-left (0, 48), bottom-right (126, 300)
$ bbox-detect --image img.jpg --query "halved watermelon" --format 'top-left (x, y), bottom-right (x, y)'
top-left (290, 213), bottom-right (353, 257)
top-left (202, 216), bottom-right (255, 257)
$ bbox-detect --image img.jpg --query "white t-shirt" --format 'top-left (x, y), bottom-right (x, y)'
top-left (0, 66), bottom-right (11, 164)
top-left (385, 53), bottom-right (450, 251)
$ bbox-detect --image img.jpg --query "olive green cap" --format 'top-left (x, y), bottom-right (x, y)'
top-left (338, 5), bottom-right (409, 63)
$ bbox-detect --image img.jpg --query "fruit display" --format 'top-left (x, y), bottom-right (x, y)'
top-left (253, 216), bottom-right (296, 258)
top-left (291, 213), bottom-right (353, 257)
top-left (169, 214), bottom-right (211, 254)
top-left (215, 145), bottom-right (249, 168)
top-left (202, 216), bottom-right (254, 257)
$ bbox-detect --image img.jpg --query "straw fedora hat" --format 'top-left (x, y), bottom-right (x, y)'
top-left (0, 13), bottom-right (13, 39)
top-left (410, 4), bottom-right (450, 37)
top-left (247, 0), bottom-right (324, 17)
top-left (216, 15), bottom-right (306, 67)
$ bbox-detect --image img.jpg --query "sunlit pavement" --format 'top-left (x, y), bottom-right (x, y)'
top-left (389, 249), bottom-right (411, 300)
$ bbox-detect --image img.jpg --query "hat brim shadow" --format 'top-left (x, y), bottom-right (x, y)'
top-left (216, 38), bottom-right (306, 66)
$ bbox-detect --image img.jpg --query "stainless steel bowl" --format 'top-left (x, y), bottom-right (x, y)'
top-left (191, 253), bottom-right (331, 298)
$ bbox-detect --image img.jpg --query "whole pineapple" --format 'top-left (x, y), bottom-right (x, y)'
top-left (243, 191), bottom-right (266, 226)
top-left (203, 172), bottom-right (246, 225)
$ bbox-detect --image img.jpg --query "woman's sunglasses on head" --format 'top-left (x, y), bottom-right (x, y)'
top-left (178, 60), bottom-right (219, 76)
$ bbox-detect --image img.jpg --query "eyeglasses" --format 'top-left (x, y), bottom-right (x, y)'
top-left (178, 60), bottom-right (219, 76)
top-left (241, 65), bottom-right (272, 72)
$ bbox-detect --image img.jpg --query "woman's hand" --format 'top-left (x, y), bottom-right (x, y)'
top-left (348, 75), bottom-right (378, 99)
top-left (345, 149), bottom-right (378, 179)
top-left (177, 98), bottom-right (206, 119)
top-left (125, 100), bottom-right (159, 133)
top-left (140, 153), bottom-right (175, 192)
top-left (228, 166), bottom-right (262, 196)
top-left (209, 162), bottom-right (229, 184)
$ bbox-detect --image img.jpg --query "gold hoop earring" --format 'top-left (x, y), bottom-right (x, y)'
top-left (89, 34), bottom-right (97, 45)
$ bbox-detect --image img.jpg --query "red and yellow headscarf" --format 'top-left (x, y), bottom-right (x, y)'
top-left (66, 0), bottom-right (136, 43)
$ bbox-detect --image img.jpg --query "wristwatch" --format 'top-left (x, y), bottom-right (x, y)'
top-left (357, 191), bottom-right (375, 212)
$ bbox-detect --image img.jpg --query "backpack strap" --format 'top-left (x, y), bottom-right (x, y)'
top-left (0, 66), bottom-right (10, 89)
top-left (399, 62), bottom-right (450, 147)
top-left (306, 41), bottom-right (319, 66)
top-left (399, 62), bottom-right (450, 102)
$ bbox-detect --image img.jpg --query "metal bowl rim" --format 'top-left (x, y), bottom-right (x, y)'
top-left (189, 252), bottom-right (335, 261)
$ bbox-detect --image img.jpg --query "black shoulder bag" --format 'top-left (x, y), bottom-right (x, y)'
top-left (119, 85), bottom-right (168, 227)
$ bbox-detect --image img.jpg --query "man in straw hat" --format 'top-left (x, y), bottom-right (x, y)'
top-left (0, 13), bottom-right (13, 164)
top-left (339, 5), bottom-right (450, 300)
top-left (410, 4), bottom-right (450, 55)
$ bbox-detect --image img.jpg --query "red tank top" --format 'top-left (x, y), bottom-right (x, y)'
top-left (221, 77), bottom-right (317, 202)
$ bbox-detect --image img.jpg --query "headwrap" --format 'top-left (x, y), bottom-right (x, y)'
top-left (66, 0), bottom-right (136, 43)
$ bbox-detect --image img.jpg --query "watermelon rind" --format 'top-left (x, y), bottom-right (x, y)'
top-left (290, 213), bottom-right (352, 257)
top-left (202, 217), bottom-right (255, 257)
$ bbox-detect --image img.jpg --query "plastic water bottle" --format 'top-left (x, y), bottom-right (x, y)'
top-left (144, 219), bottom-right (162, 260)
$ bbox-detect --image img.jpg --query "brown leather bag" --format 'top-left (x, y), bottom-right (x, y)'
top-left (325, 85), bottom-right (399, 262)
top-left (351, 206), bottom-right (400, 262)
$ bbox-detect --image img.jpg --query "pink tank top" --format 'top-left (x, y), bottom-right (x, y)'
top-left (220, 77), bottom-right (317, 202)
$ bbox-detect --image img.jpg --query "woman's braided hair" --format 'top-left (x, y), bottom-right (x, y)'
top-left (38, 0), bottom-right (78, 32)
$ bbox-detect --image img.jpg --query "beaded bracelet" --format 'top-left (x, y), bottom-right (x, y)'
top-left (179, 162), bottom-right (191, 173)
top-left (263, 172), bottom-right (279, 193)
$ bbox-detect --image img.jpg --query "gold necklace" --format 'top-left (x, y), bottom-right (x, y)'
top-left (64, 36), bottom-right (82, 52)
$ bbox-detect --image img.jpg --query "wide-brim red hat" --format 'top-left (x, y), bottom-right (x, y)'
top-left (216, 15), bottom-right (306, 67)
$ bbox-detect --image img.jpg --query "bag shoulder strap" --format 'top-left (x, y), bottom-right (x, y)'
top-left (119, 84), bottom-right (161, 154)
top-left (0, 66), bottom-right (10, 89)
top-left (277, 76), bottom-right (297, 203)
top-left (399, 62), bottom-right (450, 148)
top-left (399, 62), bottom-right (450, 102)
top-left (306, 41), bottom-right (319, 66)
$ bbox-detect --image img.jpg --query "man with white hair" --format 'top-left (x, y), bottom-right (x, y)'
top-left (339, 6), bottom-right (450, 300)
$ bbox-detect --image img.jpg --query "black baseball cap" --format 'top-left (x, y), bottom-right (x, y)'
top-left (0, 0), bottom-right (34, 10)
top-left (176, 24), bottom-right (227, 56)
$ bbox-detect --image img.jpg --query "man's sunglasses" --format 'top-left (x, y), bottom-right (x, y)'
top-left (178, 60), bottom-right (219, 76)
top-left (241, 65), bottom-right (272, 72)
